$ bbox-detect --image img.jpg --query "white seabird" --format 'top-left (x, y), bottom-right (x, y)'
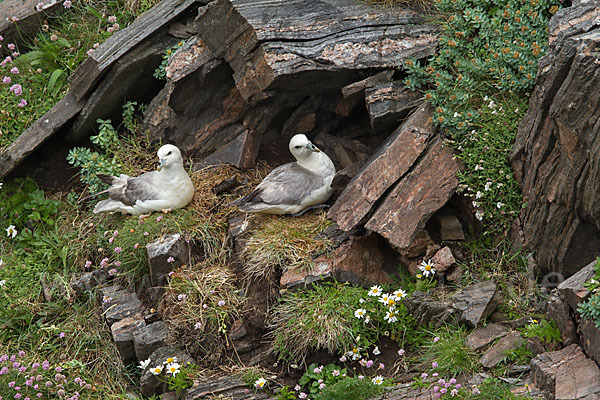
top-left (228, 134), bottom-right (336, 215)
top-left (93, 144), bottom-right (194, 215)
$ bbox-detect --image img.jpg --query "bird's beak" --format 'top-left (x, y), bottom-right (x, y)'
top-left (307, 142), bottom-right (321, 152)
top-left (157, 159), bottom-right (165, 171)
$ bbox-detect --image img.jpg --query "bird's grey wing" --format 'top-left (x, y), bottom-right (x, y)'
top-left (245, 163), bottom-right (325, 206)
top-left (108, 171), bottom-right (161, 206)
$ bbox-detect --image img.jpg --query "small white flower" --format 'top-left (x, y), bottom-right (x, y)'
top-left (372, 375), bottom-right (384, 385)
top-left (254, 377), bottom-right (266, 389)
top-left (373, 346), bottom-right (381, 355)
top-left (368, 285), bottom-right (382, 297)
top-left (476, 191), bottom-right (483, 199)
top-left (484, 181), bottom-right (492, 191)
top-left (528, 317), bottom-right (539, 325)
top-left (150, 366), bottom-right (163, 375)
top-left (6, 225), bottom-right (17, 238)
top-left (475, 210), bottom-right (484, 221)
top-left (384, 309), bottom-right (398, 323)
top-left (419, 259), bottom-right (436, 277)
top-left (359, 298), bottom-right (365, 303)
top-left (0, 280), bottom-right (5, 287)
top-left (379, 293), bottom-right (393, 306)
top-left (393, 288), bottom-right (407, 299)
top-left (163, 356), bottom-right (178, 365)
top-left (364, 315), bottom-right (370, 323)
top-left (496, 202), bottom-right (505, 209)
top-left (138, 359), bottom-right (151, 370)
top-left (474, 164), bottom-right (483, 171)
top-left (0, 182), bottom-right (3, 189)
top-left (166, 362), bottom-right (180, 375)
top-left (515, 108), bottom-right (519, 113)
top-left (354, 308), bottom-right (367, 319)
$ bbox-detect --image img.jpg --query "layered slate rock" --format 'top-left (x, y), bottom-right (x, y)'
top-left (465, 323), bottom-right (511, 351)
top-left (365, 81), bottom-right (423, 132)
top-left (100, 286), bottom-right (143, 327)
top-left (546, 289), bottom-right (577, 346)
top-left (195, 0), bottom-right (437, 103)
top-left (186, 376), bottom-right (271, 400)
top-left (479, 331), bottom-right (524, 368)
top-left (133, 321), bottom-right (169, 361)
top-left (111, 315), bottom-right (146, 363)
top-left (557, 260), bottom-right (595, 311)
top-left (452, 280), bottom-right (499, 327)
top-left (196, 130), bottom-right (260, 169)
top-left (531, 344), bottom-right (600, 400)
top-left (581, 318), bottom-right (600, 366)
top-left (365, 137), bottom-right (460, 250)
top-left (404, 291), bottom-right (457, 329)
top-left (329, 104), bottom-right (434, 232)
top-left (146, 233), bottom-right (190, 287)
top-left (511, 2), bottom-right (600, 277)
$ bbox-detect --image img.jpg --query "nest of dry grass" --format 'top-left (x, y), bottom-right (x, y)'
top-left (241, 213), bottom-right (334, 283)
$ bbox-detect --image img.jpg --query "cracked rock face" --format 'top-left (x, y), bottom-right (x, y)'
top-left (511, 1), bottom-right (600, 278)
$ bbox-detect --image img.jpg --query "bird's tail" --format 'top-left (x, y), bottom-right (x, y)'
top-left (94, 199), bottom-right (125, 214)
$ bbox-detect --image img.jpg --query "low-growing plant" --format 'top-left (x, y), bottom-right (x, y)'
top-left (523, 318), bottom-right (561, 345)
top-left (421, 326), bottom-right (478, 376)
top-left (298, 363), bottom-right (348, 396)
top-left (577, 258), bottom-right (600, 328)
top-left (313, 377), bottom-right (386, 400)
top-left (270, 282), bottom-right (413, 364)
top-left (153, 40), bottom-right (186, 80)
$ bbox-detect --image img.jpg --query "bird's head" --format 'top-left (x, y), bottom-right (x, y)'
top-left (157, 144), bottom-right (183, 171)
top-left (289, 134), bottom-right (320, 161)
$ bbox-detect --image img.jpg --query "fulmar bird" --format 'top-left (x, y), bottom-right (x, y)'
top-left (93, 144), bottom-right (194, 215)
top-left (228, 134), bottom-right (336, 215)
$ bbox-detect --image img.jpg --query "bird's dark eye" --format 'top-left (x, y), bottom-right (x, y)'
top-left (294, 145), bottom-right (302, 149)
top-left (167, 151), bottom-right (172, 155)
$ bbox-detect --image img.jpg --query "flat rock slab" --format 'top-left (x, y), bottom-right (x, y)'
top-left (111, 314), bottom-right (146, 362)
top-left (147, 234), bottom-right (190, 287)
top-left (0, 0), bottom-right (63, 48)
top-left (329, 104), bottom-right (433, 232)
top-left (186, 376), bottom-right (271, 399)
top-left (452, 280), bottom-right (499, 327)
top-left (69, 0), bottom-right (200, 100)
top-left (196, 0), bottom-right (437, 102)
top-left (465, 323), bottom-right (511, 351)
top-left (404, 291), bottom-right (457, 329)
top-left (133, 321), bottom-right (169, 362)
top-left (557, 259), bottom-right (595, 311)
top-left (479, 331), bottom-right (524, 368)
top-left (0, 93), bottom-right (85, 179)
top-left (280, 258), bottom-right (333, 289)
top-left (365, 136), bottom-right (460, 250)
top-left (434, 214), bottom-right (465, 241)
top-left (341, 70), bottom-right (394, 99)
top-left (365, 81), bottom-right (423, 132)
top-left (581, 317), bottom-right (600, 366)
top-left (196, 130), bottom-right (260, 169)
top-left (105, 296), bottom-right (143, 327)
top-left (546, 289), bottom-right (577, 346)
top-left (531, 344), bottom-right (600, 400)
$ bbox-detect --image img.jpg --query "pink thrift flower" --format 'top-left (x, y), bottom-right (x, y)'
top-left (107, 15), bottom-right (117, 23)
top-left (93, 42), bottom-right (99, 49)
top-left (434, 336), bottom-right (440, 342)
top-left (7, 43), bottom-right (15, 50)
top-left (449, 378), bottom-right (456, 384)
top-left (113, 23), bottom-right (120, 31)
top-left (86, 49), bottom-right (94, 56)
top-left (10, 67), bottom-right (18, 74)
top-left (4, 56), bottom-right (13, 63)
top-left (156, 216), bottom-right (163, 222)
top-left (194, 322), bottom-right (202, 330)
top-left (108, 237), bottom-right (114, 244)
top-left (177, 294), bottom-right (186, 302)
top-left (143, 232), bottom-right (149, 236)
top-left (59, 332), bottom-right (65, 338)
top-left (378, 363), bottom-right (385, 370)
top-left (107, 26), bottom-right (114, 33)
top-left (9, 83), bottom-right (22, 96)
top-left (63, 0), bottom-right (71, 8)
top-left (2, 76), bottom-right (11, 84)
top-left (19, 100), bottom-right (27, 110)
top-left (134, 243), bottom-right (139, 249)
top-left (114, 261), bottom-right (121, 267)
top-left (100, 258), bottom-right (109, 268)
top-left (365, 360), bottom-right (374, 368)
top-left (84, 261), bottom-right (92, 268)
top-left (432, 361), bottom-right (438, 368)
top-left (12, 52), bottom-right (19, 58)
top-left (339, 355), bottom-right (347, 362)
top-left (36, 2), bottom-right (44, 11)
top-left (397, 349), bottom-right (405, 356)
top-left (218, 300), bottom-right (226, 306)
top-left (421, 372), bottom-right (428, 379)
top-left (167, 256), bottom-right (175, 263)
top-left (0, 35), bottom-right (3, 41)
top-left (50, 34), bottom-right (58, 41)
top-left (114, 247), bottom-right (122, 253)
top-left (108, 268), bottom-right (117, 276)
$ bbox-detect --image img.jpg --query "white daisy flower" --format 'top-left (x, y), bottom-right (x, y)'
top-left (372, 375), bottom-right (384, 385)
top-left (475, 210), bottom-right (484, 221)
top-left (150, 366), bottom-right (163, 375)
top-left (163, 356), bottom-right (178, 365)
top-left (354, 308), bottom-right (367, 319)
top-left (419, 259), bottom-right (436, 277)
top-left (254, 377), bottom-right (267, 389)
top-left (6, 225), bottom-right (17, 238)
top-left (384, 309), bottom-right (398, 323)
top-left (496, 202), bottom-right (504, 209)
top-left (368, 285), bottom-right (382, 297)
top-left (138, 359), bottom-right (151, 370)
top-left (393, 289), bottom-right (407, 299)
top-left (166, 362), bottom-right (180, 375)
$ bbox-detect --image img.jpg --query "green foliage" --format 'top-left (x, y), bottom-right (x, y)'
top-left (577, 257), bottom-right (600, 328)
top-left (153, 40), bottom-right (185, 80)
top-left (271, 282), bottom-right (414, 363)
top-left (422, 326), bottom-right (478, 376)
top-left (502, 342), bottom-right (532, 366)
top-left (275, 385), bottom-right (296, 400)
top-left (167, 362), bottom-right (197, 395)
top-left (0, 0), bottom-right (143, 150)
top-left (463, 377), bottom-right (530, 399)
top-left (403, 0), bottom-right (561, 233)
top-left (523, 319), bottom-right (561, 345)
top-left (299, 363), bottom-right (348, 396)
top-left (242, 367), bottom-right (263, 388)
top-left (313, 377), bottom-right (385, 400)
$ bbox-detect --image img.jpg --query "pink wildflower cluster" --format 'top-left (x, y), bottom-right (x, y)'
top-left (0, 352), bottom-right (93, 399)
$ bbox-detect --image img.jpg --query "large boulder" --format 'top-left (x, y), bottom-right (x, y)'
top-left (511, 1), bottom-right (600, 278)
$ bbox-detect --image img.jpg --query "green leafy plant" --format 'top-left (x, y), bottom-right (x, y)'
top-left (298, 363), bottom-right (348, 396)
top-left (313, 377), bottom-right (386, 400)
top-left (153, 40), bottom-right (185, 80)
top-left (523, 318), bottom-right (561, 345)
top-left (421, 326), bottom-right (478, 376)
top-left (577, 258), bottom-right (600, 328)
top-left (275, 385), bottom-right (297, 400)
top-left (403, 0), bottom-right (561, 233)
